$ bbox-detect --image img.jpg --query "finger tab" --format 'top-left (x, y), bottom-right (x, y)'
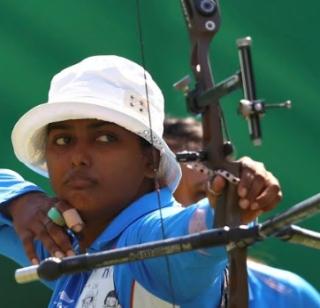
top-left (62, 209), bottom-right (84, 232)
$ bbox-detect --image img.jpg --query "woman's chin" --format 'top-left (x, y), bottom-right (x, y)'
top-left (63, 192), bottom-right (96, 211)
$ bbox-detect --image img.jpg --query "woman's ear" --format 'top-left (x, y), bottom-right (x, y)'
top-left (143, 147), bottom-right (161, 180)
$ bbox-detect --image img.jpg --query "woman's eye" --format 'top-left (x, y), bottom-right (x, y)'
top-left (55, 136), bottom-right (70, 145)
top-left (97, 134), bottom-right (116, 143)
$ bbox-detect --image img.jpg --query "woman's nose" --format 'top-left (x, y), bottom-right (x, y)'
top-left (71, 142), bottom-right (92, 167)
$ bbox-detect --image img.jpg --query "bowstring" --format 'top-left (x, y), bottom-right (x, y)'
top-left (135, 0), bottom-right (177, 306)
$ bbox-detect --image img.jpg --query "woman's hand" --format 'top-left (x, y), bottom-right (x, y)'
top-left (6, 192), bottom-right (76, 264)
top-left (209, 156), bottom-right (282, 224)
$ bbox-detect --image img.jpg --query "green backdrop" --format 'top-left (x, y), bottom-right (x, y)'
top-left (1, 1), bottom-right (319, 306)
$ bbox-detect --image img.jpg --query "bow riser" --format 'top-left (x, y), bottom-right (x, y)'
top-left (180, 1), bottom-right (248, 307)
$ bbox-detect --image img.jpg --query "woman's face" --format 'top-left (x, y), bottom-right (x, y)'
top-left (45, 119), bottom-right (155, 221)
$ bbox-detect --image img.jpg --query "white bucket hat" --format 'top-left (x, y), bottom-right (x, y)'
top-left (11, 55), bottom-right (181, 192)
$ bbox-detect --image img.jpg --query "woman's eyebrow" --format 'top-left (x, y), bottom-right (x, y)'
top-left (47, 123), bottom-right (72, 133)
top-left (47, 121), bottom-right (114, 133)
top-left (88, 121), bottom-right (113, 129)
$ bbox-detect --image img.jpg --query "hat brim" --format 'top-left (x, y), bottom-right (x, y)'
top-left (12, 100), bottom-right (181, 192)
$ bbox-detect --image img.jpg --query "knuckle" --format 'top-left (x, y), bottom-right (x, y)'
top-left (240, 156), bottom-right (250, 163)
top-left (270, 182), bottom-right (281, 194)
top-left (241, 156), bottom-right (265, 170)
top-left (46, 223), bottom-right (65, 237)
top-left (45, 222), bottom-right (56, 232)
top-left (253, 161), bottom-right (265, 172)
top-left (32, 212), bottom-right (42, 223)
top-left (276, 190), bottom-right (283, 202)
top-left (54, 232), bottom-right (71, 247)
top-left (57, 239), bottom-right (72, 251)
top-left (255, 173), bottom-right (265, 183)
top-left (38, 228), bottom-right (49, 239)
top-left (45, 226), bottom-right (71, 250)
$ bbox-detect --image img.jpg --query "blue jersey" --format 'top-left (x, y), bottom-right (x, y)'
top-left (0, 169), bottom-right (319, 307)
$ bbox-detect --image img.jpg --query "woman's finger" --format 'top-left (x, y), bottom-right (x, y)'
top-left (52, 200), bottom-right (84, 232)
top-left (44, 221), bottom-right (75, 256)
top-left (20, 230), bottom-right (39, 265)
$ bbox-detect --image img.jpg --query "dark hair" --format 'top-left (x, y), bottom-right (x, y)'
top-left (139, 136), bottom-right (152, 148)
top-left (163, 117), bottom-right (202, 152)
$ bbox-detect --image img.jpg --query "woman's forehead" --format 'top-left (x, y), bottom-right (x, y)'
top-left (47, 119), bottom-right (118, 131)
top-left (46, 119), bottom-right (142, 141)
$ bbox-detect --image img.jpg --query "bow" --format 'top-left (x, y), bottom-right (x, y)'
top-left (175, 0), bottom-right (288, 306)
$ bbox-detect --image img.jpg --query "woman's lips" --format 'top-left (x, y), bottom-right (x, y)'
top-left (63, 172), bottom-right (97, 189)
